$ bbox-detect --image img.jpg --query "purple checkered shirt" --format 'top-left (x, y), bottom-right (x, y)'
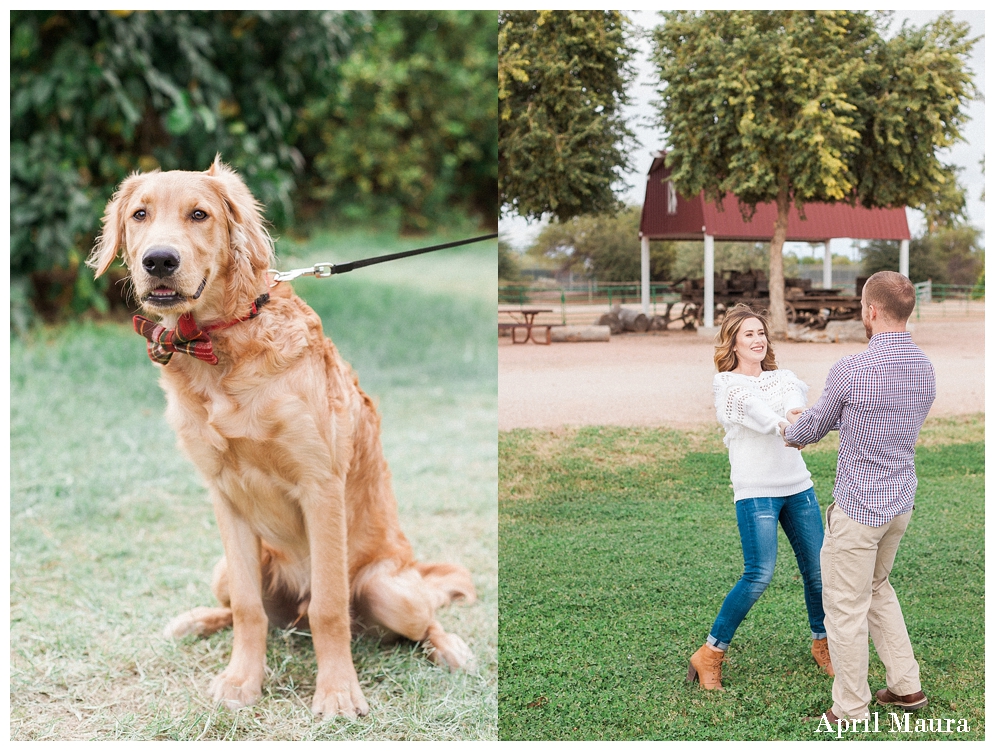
top-left (783, 331), bottom-right (935, 527)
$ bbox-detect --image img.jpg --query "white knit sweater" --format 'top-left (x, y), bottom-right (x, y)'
top-left (713, 369), bottom-right (814, 501)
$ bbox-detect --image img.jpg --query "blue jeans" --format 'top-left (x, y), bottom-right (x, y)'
top-left (707, 487), bottom-right (827, 650)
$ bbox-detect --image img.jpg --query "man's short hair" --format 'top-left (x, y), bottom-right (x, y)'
top-left (863, 271), bottom-right (916, 322)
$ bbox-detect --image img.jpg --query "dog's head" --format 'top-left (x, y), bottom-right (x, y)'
top-left (88, 156), bottom-right (274, 322)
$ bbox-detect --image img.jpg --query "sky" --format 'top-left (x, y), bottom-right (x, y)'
top-left (500, 9), bottom-right (986, 262)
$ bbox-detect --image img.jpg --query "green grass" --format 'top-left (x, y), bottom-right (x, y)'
top-left (498, 416), bottom-right (984, 741)
top-left (9, 229), bottom-right (497, 740)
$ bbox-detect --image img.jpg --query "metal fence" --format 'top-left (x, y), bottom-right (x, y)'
top-left (499, 280), bottom-right (984, 327)
top-left (913, 281), bottom-right (985, 320)
top-left (499, 281), bottom-right (681, 309)
top-left (501, 280), bottom-right (983, 304)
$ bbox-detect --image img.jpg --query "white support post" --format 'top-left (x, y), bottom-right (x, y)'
top-left (823, 241), bottom-right (833, 290)
top-left (703, 234), bottom-right (715, 329)
top-left (640, 234), bottom-right (650, 315)
top-left (899, 239), bottom-right (910, 278)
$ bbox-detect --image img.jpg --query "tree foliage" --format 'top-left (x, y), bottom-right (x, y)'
top-left (527, 208), bottom-right (676, 283)
top-left (917, 165), bottom-right (968, 233)
top-left (10, 10), bottom-right (496, 319)
top-left (862, 226), bottom-right (984, 286)
top-left (651, 10), bottom-right (978, 335)
top-left (498, 240), bottom-right (521, 281)
top-left (304, 11), bottom-right (497, 230)
top-left (498, 11), bottom-right (637, 221)
top-left (849, 15), bottom-right (978, 213)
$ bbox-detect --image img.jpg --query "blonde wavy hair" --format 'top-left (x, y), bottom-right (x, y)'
top-left (714, 304), bottom-right (778, 373)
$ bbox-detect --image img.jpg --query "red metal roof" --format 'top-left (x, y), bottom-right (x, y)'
top-left (640, 154), bottom-right (910, 242)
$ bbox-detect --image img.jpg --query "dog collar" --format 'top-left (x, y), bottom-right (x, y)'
top-left (133, 293), bottom-right (270, 365)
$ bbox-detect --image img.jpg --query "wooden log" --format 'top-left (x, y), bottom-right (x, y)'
top-left (648, 314), bottom-right (670, 331)
top-left (550, 325), bottom-right (611, 342)
top-left (617, 307), bottom-right (649, 332)
top-left (596, 311), bottom-right (622, 334)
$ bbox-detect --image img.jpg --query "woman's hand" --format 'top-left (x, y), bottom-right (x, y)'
top-left (786, 408), bottom-right (804, 424)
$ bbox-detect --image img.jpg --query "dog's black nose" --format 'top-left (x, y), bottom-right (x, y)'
top-left (142, 247), bottom-right (181, 278)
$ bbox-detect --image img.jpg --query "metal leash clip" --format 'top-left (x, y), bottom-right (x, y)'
top-left (269, 263), bottom-right (335, 286)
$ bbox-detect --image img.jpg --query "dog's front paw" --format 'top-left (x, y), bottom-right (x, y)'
top-left (312, 678), bottom-right (370, 720)
top-left (210, 668), bottom-right (263, 710)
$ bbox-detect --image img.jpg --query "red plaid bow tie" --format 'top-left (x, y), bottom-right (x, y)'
top-left (133, 293), bottom-right (270, 365)
top-left (133, 313), bottom-right (219, 365)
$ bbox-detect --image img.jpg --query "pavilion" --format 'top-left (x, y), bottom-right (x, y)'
top-left (638, 152), bottom-right (911, 327)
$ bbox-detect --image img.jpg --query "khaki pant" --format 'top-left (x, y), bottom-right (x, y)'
top-left (821, 502), bottom-right (920, 719)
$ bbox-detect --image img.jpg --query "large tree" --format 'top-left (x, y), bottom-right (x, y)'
top-left (652, 10), bottom-right (978, 336)
top-left (499, 10), bottom-right (637, 221)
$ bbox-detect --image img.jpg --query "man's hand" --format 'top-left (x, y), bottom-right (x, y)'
top-left (783, 409), bottom-right (805, 449)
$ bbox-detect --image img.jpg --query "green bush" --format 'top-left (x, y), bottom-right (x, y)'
top-left (305, 11), bottom-right (498, 230)
top-left (10, 10), bottom-right (497, 322)
top-left (861, 225), bottom-right (984, 286)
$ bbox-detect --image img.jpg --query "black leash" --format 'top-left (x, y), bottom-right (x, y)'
top-left (270, 232), bottom-right (498, 284)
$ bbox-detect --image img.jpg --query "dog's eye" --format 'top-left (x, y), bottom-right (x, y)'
top-left (133, 209), bottom-right (147, 221)
top-left (191, 210), bottom-right (208, 221)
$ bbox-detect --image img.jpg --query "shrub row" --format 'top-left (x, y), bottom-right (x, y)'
top-left (11, 10), bottom-right (497, 320)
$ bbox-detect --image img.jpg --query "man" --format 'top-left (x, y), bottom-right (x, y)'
top-left (783, 271), bottom-right (935, 724)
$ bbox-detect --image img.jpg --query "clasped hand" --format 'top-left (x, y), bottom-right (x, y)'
top-left (782, 408), bottom-right (805, 449)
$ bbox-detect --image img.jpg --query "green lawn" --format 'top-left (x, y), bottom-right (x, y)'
top-left (498, 416), bottom-right (984, 741)
top-left (9, 229), bottom-right (497, 740)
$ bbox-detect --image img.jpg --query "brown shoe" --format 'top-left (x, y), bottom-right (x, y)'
top-left (875, 688), bottom-right (928, 711)
top-left (811, 638), bottom-right (835, 676)
top-left (804, 708), bottom-right (840, 724)
top-left (687, 643), bottom-right (725, 690)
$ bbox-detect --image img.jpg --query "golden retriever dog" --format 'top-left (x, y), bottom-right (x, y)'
top-left (87, 157), bottom-right (475, 719)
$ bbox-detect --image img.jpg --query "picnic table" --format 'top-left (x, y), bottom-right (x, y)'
top-left (498, 307), bottom-right (555, 345)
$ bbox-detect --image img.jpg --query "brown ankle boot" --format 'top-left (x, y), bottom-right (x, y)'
top-left (812, 638), bottom-right (835, 676)
top-left (687, 644), bottom-right (725, 690)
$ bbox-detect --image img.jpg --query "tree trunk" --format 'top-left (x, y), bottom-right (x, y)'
top-left (768, 186), bottom-right (791, 339)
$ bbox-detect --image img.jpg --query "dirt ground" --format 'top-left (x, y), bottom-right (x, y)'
top-left (498, 319), bottom-right (984, 430)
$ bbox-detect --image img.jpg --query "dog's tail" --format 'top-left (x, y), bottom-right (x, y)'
top-left (414, 561), bottom-right (477, 609)
top-left (163, 606), bottom-right (233, 639)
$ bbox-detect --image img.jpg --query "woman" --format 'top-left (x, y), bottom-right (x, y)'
top-left (687, 304), bottom-right (833, 690)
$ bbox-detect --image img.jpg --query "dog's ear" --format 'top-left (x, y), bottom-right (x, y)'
top-left (87, 173), bottom-right (145, 278)
top-left (207, 156), bottom-right (276, 317)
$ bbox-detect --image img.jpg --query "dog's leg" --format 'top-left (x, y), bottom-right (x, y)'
top-left (353, 560), bottom-right (476, 671)
top-left (209, 494), bottom-right (268, 710)
top-left (304, 477), bottom-right (369, 720)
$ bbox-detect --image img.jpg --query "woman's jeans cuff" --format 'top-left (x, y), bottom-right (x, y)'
top-left (706, 634), bottom-right (729, 651)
